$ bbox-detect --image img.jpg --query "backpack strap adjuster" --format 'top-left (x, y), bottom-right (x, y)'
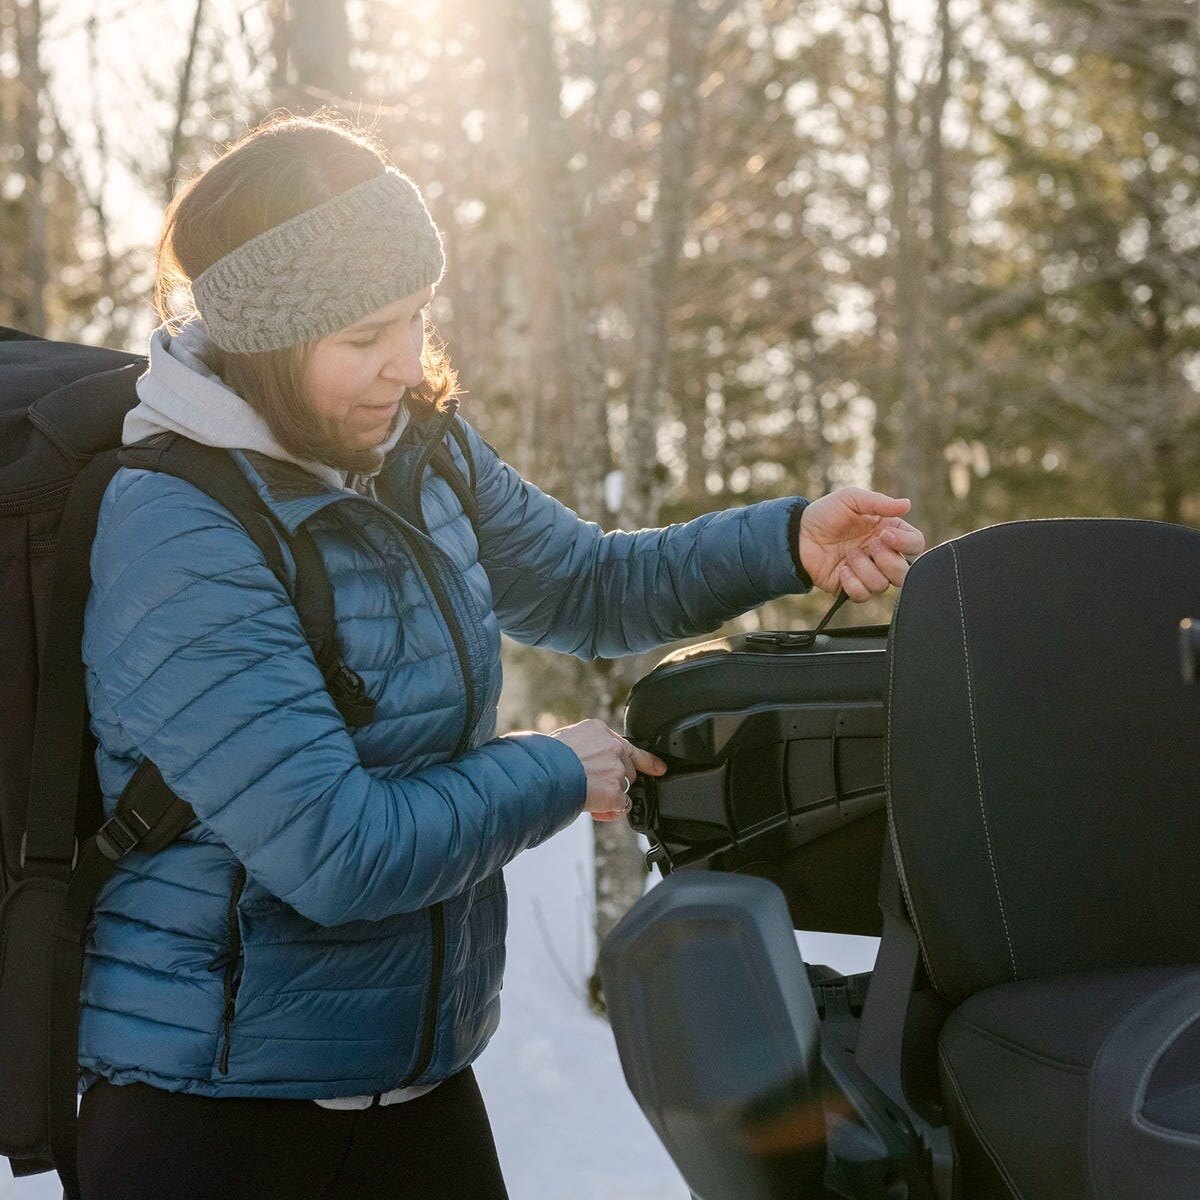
top-left (327, 657), bottom-right (377, 728)
top-left (94, 810), bottom-right (150, 861)
top-left (17, 831), bottom-right (77, 872)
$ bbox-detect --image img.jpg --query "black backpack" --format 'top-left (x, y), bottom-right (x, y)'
top-left (0, 325), bottom-right (475, 1198)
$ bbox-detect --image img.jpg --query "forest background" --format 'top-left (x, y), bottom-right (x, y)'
top-left (4, 0), bottom-right (1199, 1002)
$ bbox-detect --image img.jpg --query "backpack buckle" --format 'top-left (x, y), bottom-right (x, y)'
top-left (94, 810), bottom-right (150, 861)
top-left (329, 658), bottom-right (377, 728)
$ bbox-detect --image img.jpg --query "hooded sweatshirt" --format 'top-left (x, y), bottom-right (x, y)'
top-left (125, 316), bottom-right (411, 498)
top-left (125, 316), bottom-right (437, 1109)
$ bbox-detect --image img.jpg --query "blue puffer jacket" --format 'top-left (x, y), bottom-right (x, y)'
top-left (79, 402), bottom-right (810, 1099)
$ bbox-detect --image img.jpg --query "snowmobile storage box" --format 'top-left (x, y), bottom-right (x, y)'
top-left (624, 625), bottom-right (888, 936)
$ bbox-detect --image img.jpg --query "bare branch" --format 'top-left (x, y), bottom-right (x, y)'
top-left (165, 0), bottom-right (206, 203)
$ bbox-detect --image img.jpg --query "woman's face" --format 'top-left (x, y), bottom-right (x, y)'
top-left (302, 286), bottom-right (434, 453)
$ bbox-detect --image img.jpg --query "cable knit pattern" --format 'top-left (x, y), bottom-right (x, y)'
top-left (190, 168), bottom-right (445, 353)
top-left (78, 407), bottom-right (810, 1100)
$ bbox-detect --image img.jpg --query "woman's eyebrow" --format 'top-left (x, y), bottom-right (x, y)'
top-left (345, 316), bottom-right (397, 334)
top-left (344, 298), bottom-right (433, 334)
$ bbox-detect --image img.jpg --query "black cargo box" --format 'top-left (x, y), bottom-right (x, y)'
top-left (623, 626), bottom-right (888, 936)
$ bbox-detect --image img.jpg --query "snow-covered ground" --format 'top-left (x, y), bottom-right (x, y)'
top-left (3, 817), bottom-right (878, 1199)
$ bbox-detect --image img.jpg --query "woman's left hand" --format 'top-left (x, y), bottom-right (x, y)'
top-left (798, 488), bottom-right (926, 600)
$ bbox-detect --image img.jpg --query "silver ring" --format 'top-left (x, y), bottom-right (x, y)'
top-left (622, 775), bottom-right (632, 794)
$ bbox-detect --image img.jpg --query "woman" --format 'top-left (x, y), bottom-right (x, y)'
top-left (77, 110), bottom-right (924, 1199)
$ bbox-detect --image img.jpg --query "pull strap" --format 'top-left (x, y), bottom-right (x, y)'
top-left (744, 589), bottom-right (852, 651)
top-left (811, 588), bottom-right (850, 636)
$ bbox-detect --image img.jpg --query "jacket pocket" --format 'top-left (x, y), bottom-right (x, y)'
top-left (211, 863), bottom-right (247, 1076)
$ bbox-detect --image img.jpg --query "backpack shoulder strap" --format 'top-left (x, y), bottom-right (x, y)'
top-left (119, 434), bottom-right (376, 729)
top-left (424, 415), bottom-right (479, 538)
top-left (118, 433), bottom-right (289, 589)
top-left (430, 440), bottom-right (480, 535)
top-left (447, 417), bottom-right (477, 492)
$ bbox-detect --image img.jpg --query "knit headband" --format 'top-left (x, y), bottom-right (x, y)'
top-left (190, 166), bottom-right (445, 354)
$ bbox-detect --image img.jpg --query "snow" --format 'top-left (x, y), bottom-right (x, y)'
top-left (3, 816), bottom-right (878, 1198)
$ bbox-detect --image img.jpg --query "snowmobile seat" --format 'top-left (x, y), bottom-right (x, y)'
top-left (940, 966), bottom-right (1200, 1198)
top-left (887, 519), bottom-right (1200, 1200)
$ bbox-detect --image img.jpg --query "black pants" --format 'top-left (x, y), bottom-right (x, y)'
top-left (77, 1067), bottom-right (509, 1200)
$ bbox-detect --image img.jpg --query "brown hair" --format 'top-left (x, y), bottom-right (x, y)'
top-left (154, 108), bottom-right (458, 474)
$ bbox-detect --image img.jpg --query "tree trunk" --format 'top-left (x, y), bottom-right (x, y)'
top-left (14, 0), bottom-right (46, 335)
top-left (594, 0), bottom-right (714, 1011)
top-left (290, 0), bottom-right (354, 103)
top-left (271, 0), bottom-right (355, 112)
top-left (879, 0), bottom-right (935, 535)
top-left (507, 0), bottom-right (655, 1013)
top-left (922, 0), bottom-right (953, 539)
top-left (620, 0), bottom-right (709, 529)
top-left (84, 16), bottom-right (118, 343)
top-left (509, 0), bottom-right (609, 522)
top-left (269, 0), bottom-right (291, 108)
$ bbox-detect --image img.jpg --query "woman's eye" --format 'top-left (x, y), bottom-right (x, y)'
top-left (351, 331), bottom-right (381, 348)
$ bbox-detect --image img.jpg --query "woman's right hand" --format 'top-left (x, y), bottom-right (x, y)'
top-left (549, 719), bottom-right (667, 821)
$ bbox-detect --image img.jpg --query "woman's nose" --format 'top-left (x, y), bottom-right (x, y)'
top-left (380, 342), bottom-right (424, 388)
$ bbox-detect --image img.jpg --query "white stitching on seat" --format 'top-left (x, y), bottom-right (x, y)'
top-left (951, 542), bottom-right (1019, 983)
top-left (885, 575), bottom-right (946, 995)
top-left (939, 1042), bottom-right (1027, 1200)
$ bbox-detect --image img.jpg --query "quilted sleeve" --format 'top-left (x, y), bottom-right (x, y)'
top-left (458, 420), bottom-right (812, 659)
top-left (83, 469), bottom-right (587, 927)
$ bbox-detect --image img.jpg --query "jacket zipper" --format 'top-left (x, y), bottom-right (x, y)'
top-left (324, 413), bottom-right (473, 1085)
top-left (217, 863), bottom-right (247, 1075)
top-left (398, 902), bottom-right (446, 1086)
top-left (395, 419), bottom-right (461, 1085)
top-left (382, 413), bottom-right (466, 1085)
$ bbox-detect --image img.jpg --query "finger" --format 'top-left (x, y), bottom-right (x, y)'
top-left (626, 742), bottom-right (668, 776)
top-left (847, 490), bottom-right (911, 518)
top-left (611, 732), bottom-right (635, 773)
top-left (867, 543), bottom-right (909, 587)
top-left (839, 563), bottom-right (872, 603)
top-left (616, 747), bottom-right (635, 781)
top-left (848, 549), bottom-right (889, 594)
top-left (593, 796), bottom-right (632, 821)
top-left (880, 524), bottom-right (925, 557)
top-left (609, 769), bottom-right (632, 806)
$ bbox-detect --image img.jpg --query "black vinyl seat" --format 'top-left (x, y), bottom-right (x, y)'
top-left (939, 967), bottom-right (1200, 1199)
top-left (885, 520), bottom-right (1200, 1199)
